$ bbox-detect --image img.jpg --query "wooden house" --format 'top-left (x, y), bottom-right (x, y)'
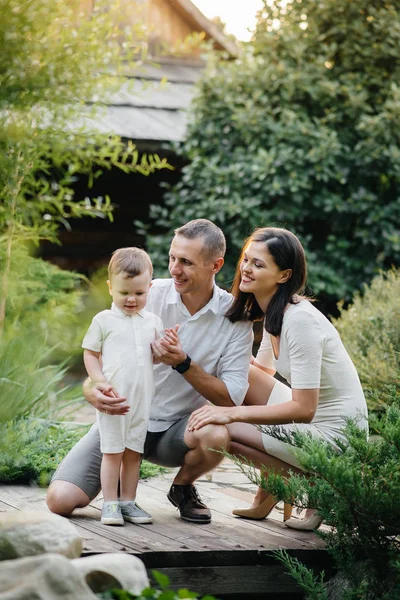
top-left (42, 0), bottom-right (239, 272)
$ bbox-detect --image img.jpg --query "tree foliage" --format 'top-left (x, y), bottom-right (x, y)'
top-left (0, 0), bottom-right (171, 333)
top-left (149, 0), bottom-right (400, 306)
top-left (333, 268), bottom-right (400, 412)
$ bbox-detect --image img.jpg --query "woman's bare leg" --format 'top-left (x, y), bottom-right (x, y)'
top-left (243, 365), bottom-right (278, 406)
top-left (227, 422), bottom-right (302, 507)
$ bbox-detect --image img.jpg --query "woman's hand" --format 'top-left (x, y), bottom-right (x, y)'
top-left (188, 405), bottom-right (236, 431)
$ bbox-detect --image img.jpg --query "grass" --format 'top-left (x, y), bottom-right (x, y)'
top-left (0, 418), bottom-right (90, 486)
top-left (0, 417), bottom-right (166, 487)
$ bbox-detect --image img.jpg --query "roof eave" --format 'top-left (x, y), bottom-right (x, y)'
top-left (171, 0), bottom-right (241, 58)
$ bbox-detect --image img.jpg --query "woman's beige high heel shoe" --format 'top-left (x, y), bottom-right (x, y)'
top-left (284, 510), bottom-right (322, 531)
top-left (232, 495), bottom-right (293, 521)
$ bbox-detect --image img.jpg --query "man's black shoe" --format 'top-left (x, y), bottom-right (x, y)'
top-left (167, 483), bottom-right (211, 524)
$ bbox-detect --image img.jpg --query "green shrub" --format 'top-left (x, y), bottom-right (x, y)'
top-left (333, 268), bottom-right (400, 413)
top-left (0, 243), bottom-right (86, 421)
top-left (231, 374), bottom-right (400, 599)
top-left (0, 417), bottom-right (165, 486)
top-left (67, 265), bottom-right (112, 366)
top-left (98, 570), bottom-right (218, 599)
top-left (0, 419), bottom-right (89, 486)
top-left (2, 242), bottom-right (85, 359)
top-left (148, 0), bottom-right (400, 308)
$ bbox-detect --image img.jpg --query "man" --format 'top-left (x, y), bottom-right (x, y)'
top-left (47, 219), bottom-right (253, 524)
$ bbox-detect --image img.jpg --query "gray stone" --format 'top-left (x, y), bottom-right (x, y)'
top-left (325, 571), bottom-right (351, 600)
top-left (72, 553), bottom-right (149, 594)
top-left (0, 553), bottom-right (97, 599)
top-left (0, 511), bottom-right (82, 560)
top-left (0, 552), bottom-right (150, 599)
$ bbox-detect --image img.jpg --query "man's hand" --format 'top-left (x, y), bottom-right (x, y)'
top-left (151, 325), bottom-right (186, 367)
top-left (83, 379), bottom-right (129, 415)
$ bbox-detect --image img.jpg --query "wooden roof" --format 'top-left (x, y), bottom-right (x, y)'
top-left (80, 61), bottom-right (204, 143)
top-left (71, 0), bottom-right (240, 144)
top-left (167, 0), bottom-right (240, 57)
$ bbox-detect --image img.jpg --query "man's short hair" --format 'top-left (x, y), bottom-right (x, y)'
top-left (108, 247), bottom-right (153, 280)
top-left (174, 219), bottom-right (226, 262)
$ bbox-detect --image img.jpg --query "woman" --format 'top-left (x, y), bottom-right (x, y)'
top-left (187, 227), bottom-right (368, 530)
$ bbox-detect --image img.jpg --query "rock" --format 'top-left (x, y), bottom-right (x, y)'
top-left (0, 553), bottom-right (98, 599)
top-left (0, 553), bottom-right (150, 599)
top-left (0, 511), bottom-right (82, 560)
top-left (72, 553), bottom-right (149, 595)
top-left (325, 571), bottom-right (351, 600)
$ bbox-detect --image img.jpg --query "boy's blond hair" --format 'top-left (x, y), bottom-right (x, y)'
top-left (108, 247), bottom-right (153, 280)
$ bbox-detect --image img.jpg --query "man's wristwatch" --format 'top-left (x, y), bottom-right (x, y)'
top-left (172, 355), bottom-right (192, 374)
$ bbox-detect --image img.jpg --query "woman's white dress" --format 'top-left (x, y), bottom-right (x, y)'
top-left (255, 300), bottom-right (368, 468)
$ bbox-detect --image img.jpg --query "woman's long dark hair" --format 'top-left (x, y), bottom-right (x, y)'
top-left (226, 227), bottom-right (307, 337)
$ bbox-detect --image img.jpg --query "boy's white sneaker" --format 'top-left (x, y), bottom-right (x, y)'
top-left (120, 501), bottom-right (153, 524)
top-left (101, 501), bottom-right (124, 525)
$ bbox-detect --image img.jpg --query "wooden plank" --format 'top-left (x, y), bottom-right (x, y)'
top-left (89, 503), bottom-right (240, 553)
top-left (0, 485), bottom-right (48, 510)
top-left (0, 481), bottom-right (325, 559)
top-left (70, 506), bottom-right (195, 554)
top-left (150, 565), bottom-right (303, 597)
top-left (118, 485), bottom-right (261, 550)
top-left (136, 482), bottom-right (299, 551)
top-left (0, 481), bottom-right (329, 600)
top-left (0, 499), bottom-right (18, 514)
top-left (140, 479), bottom-right (325, 550)
top-left (72, 520), bottom-right (129, 554)
top-left (91, 488), bottom-right (256, 552)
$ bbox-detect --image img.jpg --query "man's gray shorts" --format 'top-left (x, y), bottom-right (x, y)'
top-left (51, 418), bottom-right (190, 501)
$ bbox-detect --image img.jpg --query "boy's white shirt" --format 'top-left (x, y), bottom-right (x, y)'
top-left (82, 304), bottom-right (164, 453)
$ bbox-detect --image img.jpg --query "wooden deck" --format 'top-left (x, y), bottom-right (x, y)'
top-left (0, 461), bottom-right (329, 598)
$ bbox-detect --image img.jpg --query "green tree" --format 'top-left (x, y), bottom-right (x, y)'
top-left (149, 0), bottom-right (400, 307)
top-left (0, 0), bottom-right (171, 334)
top-left (0, 0), bottom-right (173, 423)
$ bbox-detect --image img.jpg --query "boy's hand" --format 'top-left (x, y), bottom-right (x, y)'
top-left (162, 325), bottom-right (180, 347)
top-left (151, 325), bottom-right (186, 367)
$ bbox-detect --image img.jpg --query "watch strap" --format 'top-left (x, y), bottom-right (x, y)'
top-left (172, 355), bottom-right (192, 374)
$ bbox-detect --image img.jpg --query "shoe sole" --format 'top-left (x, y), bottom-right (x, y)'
top-left (180, 515), bottom-right (211, 524)
top-left (101, 518), bottom-right (124, 525)
top-left (122, 516), bottom-right (153, 524)
top-left (167, 493), bottom-right (211, 524)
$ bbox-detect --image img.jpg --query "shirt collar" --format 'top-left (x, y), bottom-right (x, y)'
top-left (166, 280), bottom-right (220, 316)
top-left (111, 302), bottom-right (144, 318)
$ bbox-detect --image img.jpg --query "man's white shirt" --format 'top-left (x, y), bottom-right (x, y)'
top-left (146, 279), bottom-right (253, 431)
